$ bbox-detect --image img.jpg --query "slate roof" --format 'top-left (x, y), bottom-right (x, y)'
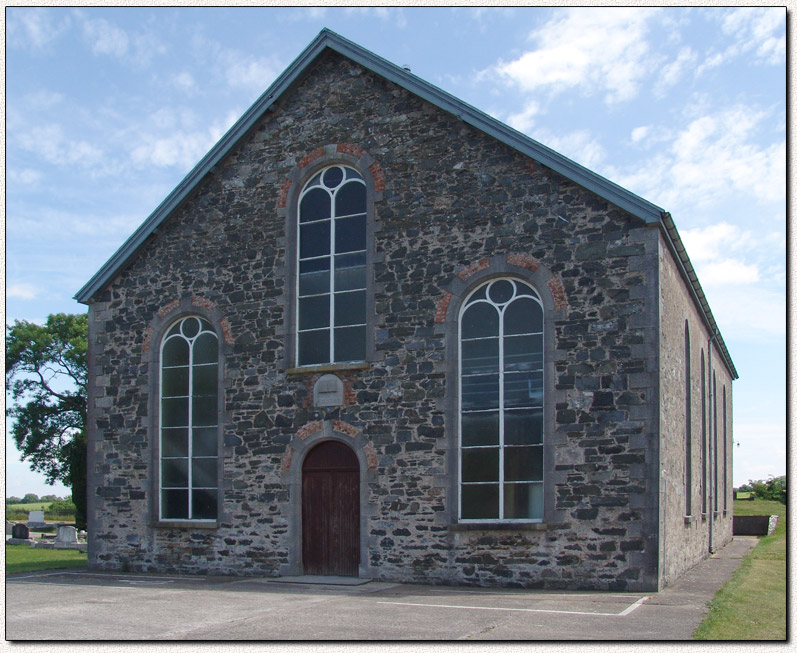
top-left (75, 28), bottom-right (737, 379)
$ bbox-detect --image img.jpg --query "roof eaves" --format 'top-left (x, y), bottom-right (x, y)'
top-left (659, 212), bottom-right (739, 380)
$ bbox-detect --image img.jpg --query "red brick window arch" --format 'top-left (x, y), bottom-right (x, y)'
top-left (297, 165), bottom-right (367, 366)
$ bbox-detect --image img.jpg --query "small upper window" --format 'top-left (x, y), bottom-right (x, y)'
top-left (160, 316), bottom-right (219, 520)
top-left (297, 166), bottom-right (366, 366)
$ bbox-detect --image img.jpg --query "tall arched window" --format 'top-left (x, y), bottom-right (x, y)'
top-left (160, 316), bottom-right (219, 520)
top-left (684, 321), bottom-right (692, 517)
top-left (459, 278), bottom-right (544, 522)
top-left (700, 350), bottom-right (707, 515)
top-left (297, 165), bottom-right (367, 366)
top-left (723, 386), bottom-right (728, 512)
top-left (713, 371), bottom-right (718, 514)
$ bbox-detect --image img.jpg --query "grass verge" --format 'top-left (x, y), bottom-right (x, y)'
top-left (6, 544), bottom-right (87, 575)
top-left (693, 499), bottom-right (786, 640)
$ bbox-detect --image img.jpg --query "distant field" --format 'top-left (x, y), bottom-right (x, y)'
top-left (6, 501), bottom-right (75, 523)
top-left (6, 502), bottom-right (53, 512)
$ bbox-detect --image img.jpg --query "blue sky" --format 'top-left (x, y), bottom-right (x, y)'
top-left (5, 6), bottom-right (786, 497)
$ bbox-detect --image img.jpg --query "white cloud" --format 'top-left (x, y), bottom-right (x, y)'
top-left (23, 90), bottom-right (64, 111)
top-left (172, 71), bottom-right (196, 93)
top-left (16, 123), bottom-right (104, 168)
top-left (7, 8), bottom-right (70, 50)
top-left (654, 47), bottom-right (698, 96)
top-left (679, 222), bottom-right (771, 288)
top-left (9, 168), bottom-right (42, 186)
top-left (505, 102), bottom-right (541, 134)
top-left (279, 7), bottom-right (328, 23)
top-left (6, 283), bottom-right (40, 300)
top-left (677, 221), bottom-right (786, 342)
top-left (492, 8), bottom-right (660, 104)
top-left (344, 7), bottom-right (407, 27)
top-left (631, 126), bottom-right (650, 144)
top-left (82, 16), bottom-right (129, 58)
top-left (698, 7), bottom-right (785, 76)
top-left (76, 13), bottom-right (165, 67)
top-left (222, 52), bottom-right (282, 91)
top-left (704, 285), bottom-right (784, 341)
top-left (679, 223), bottom-right (751, 264)
top-left (129, 110), bottom-right (237, 171)
top-left (720, 7), bottom-right (785, 65)
top-left (612, 104), bottom-right (785, 212)
top-left (536, 129), bottom-right (608, 171)
top-left (699, 260), bottom-right (760, 286)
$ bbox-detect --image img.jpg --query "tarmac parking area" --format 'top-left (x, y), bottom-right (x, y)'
top-left (5, 536), bottom-right (756, 641)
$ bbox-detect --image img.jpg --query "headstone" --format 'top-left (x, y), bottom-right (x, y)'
top-left (28, 510), bottom-right (45, 525)
top-left (314, 374), bottom-right (344, 407)
top-left (12, 523), bottom-right (30, 539)
top-left (6, 521), bottom-right (13, 537)
top-left (56, 525), bottom-right (78, 543)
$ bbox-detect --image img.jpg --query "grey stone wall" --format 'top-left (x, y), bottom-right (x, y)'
top-left (87, 50), bottom-right (669, 590)
top-left (657, 234), bottom-right (733, 587)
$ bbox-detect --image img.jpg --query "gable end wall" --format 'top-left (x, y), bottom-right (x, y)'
top-left (86, 51), bottom-right (665, 590)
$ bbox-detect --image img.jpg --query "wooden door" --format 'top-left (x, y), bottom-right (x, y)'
top-left (302, 441), bottom-right (360, 576)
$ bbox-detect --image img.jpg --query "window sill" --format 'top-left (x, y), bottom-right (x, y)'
top-left (153, 520), bottom-right (218, 530)
top-left (286, 361), bottom-right (370, 376)
top-left (450, 522), bottom-right (547, 532)
top-left (684, 515), bottom-right (696, 524)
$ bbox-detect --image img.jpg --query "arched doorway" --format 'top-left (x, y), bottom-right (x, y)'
top-left (302, 440), bottom-right (360, 576)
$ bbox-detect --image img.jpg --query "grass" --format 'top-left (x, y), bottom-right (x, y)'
top-left (6, 544), bottom-right (88, 575)
top-left (6, 502), bottom-right (53, 512)
top-left (693, 499), bottom-right (786, 640)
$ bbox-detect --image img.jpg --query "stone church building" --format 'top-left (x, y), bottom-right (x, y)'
top-left (76, 30), bottom-right (737, 591)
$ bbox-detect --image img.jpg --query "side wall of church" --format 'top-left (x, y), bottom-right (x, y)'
top-left (657, 232), bottom-right (734, 587)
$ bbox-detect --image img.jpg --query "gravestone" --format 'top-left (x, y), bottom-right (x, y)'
top-left (56, 525), bottom-right (78, 543)
top-left (28, 510), bottom-right (45, 527)
top-left (12, 523), bottom-right (30, 539)
top-left (6, 521), bottom-right (13, 537)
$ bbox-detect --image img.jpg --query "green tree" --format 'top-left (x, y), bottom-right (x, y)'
top-left (22, 493), bottom-right (40, 504)
top-left (6, 313), bottom-right (88, 529)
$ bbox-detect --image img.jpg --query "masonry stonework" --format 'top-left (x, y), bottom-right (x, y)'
top-left (657, 234), bottom-right (734, 585)
top-left (81, 38), bottom-right (735, 592)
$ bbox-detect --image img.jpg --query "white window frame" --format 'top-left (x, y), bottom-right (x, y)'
top-left (159, 316), bottom-right (219, 522)
top-left (458, 277), bottom-right (544, 523)
top-left (296, 165), bottom-right (367, 366)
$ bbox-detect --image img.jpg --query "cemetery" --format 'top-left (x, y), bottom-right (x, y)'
top-left (5, 513), bottom-right (87, 552)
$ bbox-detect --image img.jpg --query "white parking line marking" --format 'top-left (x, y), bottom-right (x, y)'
top-left (427, 589), bottom-right (643, 599)
top-left (9, 571), bottom-right (81, 581)
top-left (8, 571), bottom-right (202, 582)
top-left (378, 596), bottom-right (650, 617)
top-left (617, 595), bottom-right (650, 616)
